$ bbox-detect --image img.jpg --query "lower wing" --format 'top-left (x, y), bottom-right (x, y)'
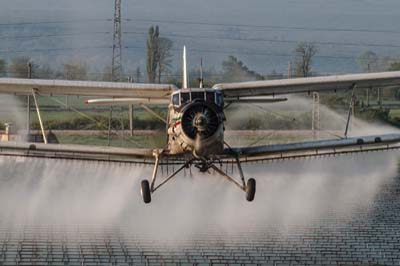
top-left (223, 134), bottom-right (400, 163)
top-left (0, 133), bottom-right (399, 165)
top-left (0, 142), bottom-right (156, 164)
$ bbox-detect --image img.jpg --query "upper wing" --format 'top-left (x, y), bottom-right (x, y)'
top-left (213, 71), bottom-right (400, 98)
top-left (224, 134), bottom-right (400, 162)
top-left (0, 78), bottom-right (177, 98)
top-left (85, 98), bottom-right (170, 105)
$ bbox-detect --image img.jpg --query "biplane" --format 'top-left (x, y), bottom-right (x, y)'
top-left (1, 48), bottom-right (400, 204)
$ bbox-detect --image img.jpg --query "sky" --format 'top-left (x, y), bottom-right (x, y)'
top-left (0, 0), bottom-right (400, 78)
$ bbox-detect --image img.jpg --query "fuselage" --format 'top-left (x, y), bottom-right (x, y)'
top-left (167, 88), bottom-right (225, 158)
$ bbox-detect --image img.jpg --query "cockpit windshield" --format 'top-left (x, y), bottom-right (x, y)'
top-left (191, 92), bottom-right (205, 101)
top-left (172, 90), bottom-right (223, 108)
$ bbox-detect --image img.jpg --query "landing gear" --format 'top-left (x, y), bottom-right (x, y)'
top-left (211, 156), bottom-right (256, 202)
top-left (246, 178), bottom-right (256, 202)
top-left (140, 150), bottom-right (194, 204)
top-left (140, 151), bottom-right (256, 204)
top-left (141, 180), bottom-right (151, 204)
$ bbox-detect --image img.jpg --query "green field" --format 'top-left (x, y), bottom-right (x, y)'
top-left (1, 94), bottom-right (400, 148)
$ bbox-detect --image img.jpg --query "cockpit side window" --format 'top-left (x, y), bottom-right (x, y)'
top-left (215, 92), bottom-right (223, 106)
top-left (181, 92), bottom-right (190, 105)
top-left (206, 91), bottom-right (215, 103)
top-left (172, 93), bottom-right (180, 106)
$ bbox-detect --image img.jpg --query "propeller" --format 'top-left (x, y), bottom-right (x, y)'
top-left (181, 103), bottom-right (220, 140)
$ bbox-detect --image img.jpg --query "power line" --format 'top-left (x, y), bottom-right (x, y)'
top-left (0, 32), bottom-right (111, 40)
top-left (0, 19), bottom-right (111, 27)
top-left (0, 46), bottom-right (111, 54)
top-left (2, 29), bottom-right (397, 51)
top-left (124, 18), bottom-right (400, 35)
top-left (124, 31), bottom-right (400, 49)
top-left (2, 28), bottom-right (397, 50)
top-left (0, 17), bottom-right (398, 35)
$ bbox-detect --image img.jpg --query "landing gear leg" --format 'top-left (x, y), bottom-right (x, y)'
top-left (140, 152), bottom-right (193, 204)
top-left (211, 157), bottom-right (256, 202)
top-left (140, 151), bottom-right (160, 204)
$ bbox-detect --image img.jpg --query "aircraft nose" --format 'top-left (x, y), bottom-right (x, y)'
top-left (193, 114), bottom-right (208, 131)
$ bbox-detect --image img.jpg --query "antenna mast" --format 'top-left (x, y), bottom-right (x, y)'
top-left (199, 58), bottom-right (204, 88)
top-left (112, 0), bottom-right (123, 81)
top-left (182, 46), bottom-right (188, 88)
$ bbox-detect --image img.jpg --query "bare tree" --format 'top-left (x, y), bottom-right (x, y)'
top-left (135, 67), bottom-right (142, 83)
top-left (156, 37), bottom-right (173, 83)
top-left (294, 42), bottom-right (318, 77)
top-left (102, 66), bottom-right (113, 81)
top-left (388, 60), bottom-right (400, 71)
top-left (10, 56), bottom-right (31, 78)
top-left (0, 59), bottom-right (6, 77)
top-left (35, 64), bottom-right (54, 79)
top-left (63, 60), bottom-right (88, 80)
top-left (357, 50), bottom-right (379, 72)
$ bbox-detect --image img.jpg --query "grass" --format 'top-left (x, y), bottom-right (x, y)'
top-left (390, 109), bottom-right (400, 118)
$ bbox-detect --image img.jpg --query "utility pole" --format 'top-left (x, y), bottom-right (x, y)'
top-left (112, 0), bottom-right (122, 81)
top-left (128, 77), bottom-right (134, 136)
top-left (288, 61), bottom-right (292, 79)
top-left (129, 105), bottom-right (134, 136)
top-left (312, 92), bottom-right (320, 140)
top-left (367, 63), bottom-right (370, 106)
top-left (27, 62), bottom-right (32, 138)
top-left (109, 0), bottom-right (123, 144)
top-left (378, 87), bottom-right (381, 106)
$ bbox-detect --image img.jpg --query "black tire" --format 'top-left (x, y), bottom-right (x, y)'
top-left (246, 178), bottom-right (256, 202)
top-left (141, 180), bottom-right (151, 204)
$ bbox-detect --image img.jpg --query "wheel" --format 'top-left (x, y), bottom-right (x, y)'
top-left (246, 178), bottom-right (256, 202)
top-left (141, 180), bottom-right (151, 204)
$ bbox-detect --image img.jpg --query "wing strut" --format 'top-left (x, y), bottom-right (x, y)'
top-left (140, 104), bottom-right (167, 124)
top-left (141, 151), bottom-right (195, 203)
top-left (344, 84), bottom-right (357, 138)
top-left (32, 89), bottom-right (48, 144)
top-left (224, 140), bottom-right (246, 188)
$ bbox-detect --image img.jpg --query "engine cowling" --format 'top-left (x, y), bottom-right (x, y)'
top-left (181, 102), bottom-right (220, 141)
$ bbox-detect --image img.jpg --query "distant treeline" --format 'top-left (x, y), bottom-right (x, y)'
top-left (1, 26), bottom-right (400, 87)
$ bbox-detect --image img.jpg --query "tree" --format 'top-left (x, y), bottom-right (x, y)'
top-left (10, 56), bottom-right (31, 78)
top-left (156, 37), bottom-right (173, 83)
top-left (135, 67), bottom-right (142, 83)
top-left (146, 26), bottom-right (159, 83)
top-left (294, 42), bottom-right (318, 77)
top-left (357, 51), bottom-right (379, 72)
top-left (34, 64), bottom-right (54, 79)
top-left (222, 56), bottom-right (264, 82)
top-left (387, 60), bottom-right (400, 99)
top-left (266, 69), bottom-right (284, 80)
top-left (102, 66), bottom-right (113, 81)
top-left (63, 60), bottom-right (88, 80)
top-left (0, 59), bottom-right (6, 77)
top-left (388, 60), bottom-right (400, 71)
